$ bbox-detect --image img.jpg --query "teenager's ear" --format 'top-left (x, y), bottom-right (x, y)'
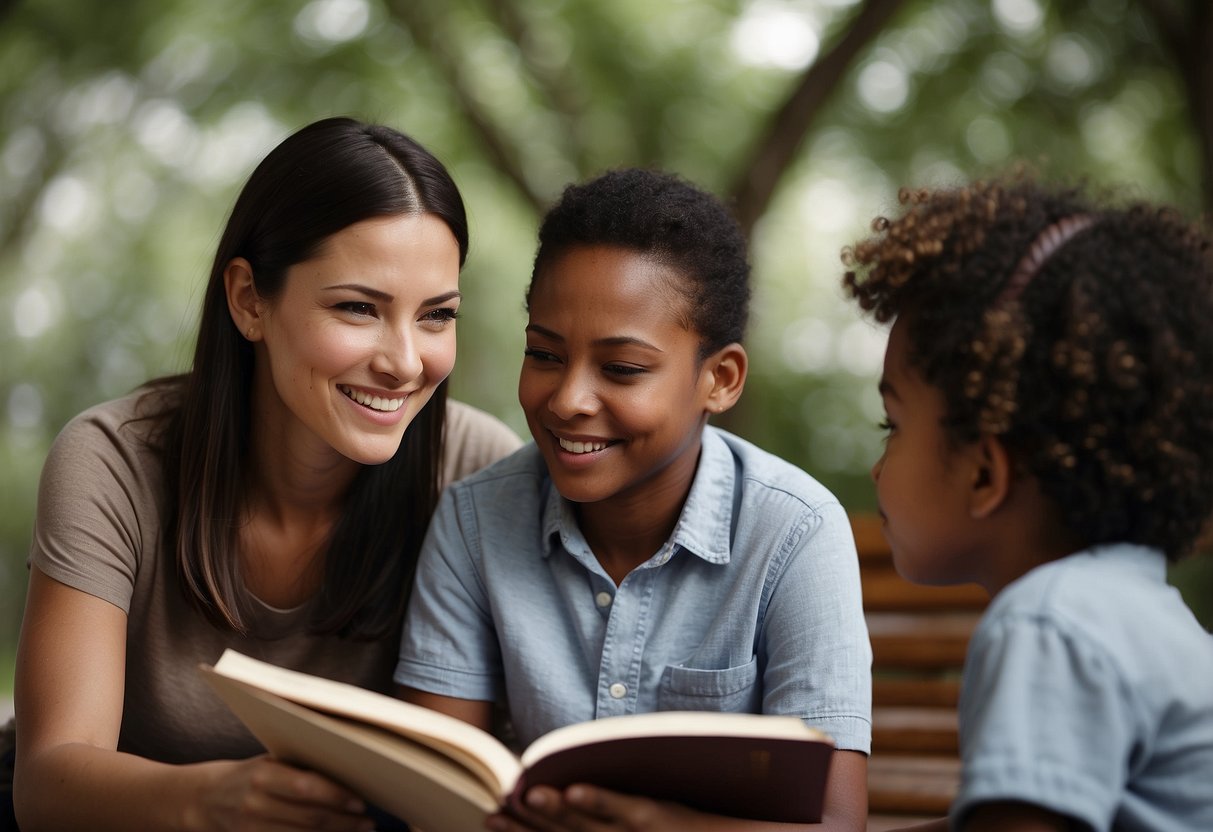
top-left (969, 434), bottom-right (1012, 519)
top-left (703, 343), bottom-right (748, 415)
top-left (224, 257), bottom-right (264, 342)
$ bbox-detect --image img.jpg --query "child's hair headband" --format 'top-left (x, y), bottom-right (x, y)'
top-left (995, 214), bottom-right (1096, 307)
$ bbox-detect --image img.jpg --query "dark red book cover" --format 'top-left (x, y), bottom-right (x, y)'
top-left (507, 732), bottom-right (834, 823)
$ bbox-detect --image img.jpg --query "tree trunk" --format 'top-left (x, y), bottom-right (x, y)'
top-left (728, 0), bottom-right (907, 238)
top-left (1140, 0), bottom-right (1213, 214)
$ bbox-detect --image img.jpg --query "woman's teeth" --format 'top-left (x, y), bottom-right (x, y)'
top-left (559, 438), bottom-right (608, 454)
top-left (339, 385), bottom-right (404, 412)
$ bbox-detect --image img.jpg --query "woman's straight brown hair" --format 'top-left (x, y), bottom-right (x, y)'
top-left (144, 117), bottom-right (468, 638)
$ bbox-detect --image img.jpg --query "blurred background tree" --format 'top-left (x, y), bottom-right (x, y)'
top-left (3, 0), bottom-right (1211, 679)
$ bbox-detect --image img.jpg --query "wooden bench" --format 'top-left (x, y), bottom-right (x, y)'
top-left (850, 513), bottom-right (989, 830)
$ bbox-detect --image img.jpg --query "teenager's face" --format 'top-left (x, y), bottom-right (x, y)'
top-left (254, 213), bottom-right (460, 465)
top-left (871, 316), bottom-right (979, 585)
top-left (519, 245), bottom-right (716, 508)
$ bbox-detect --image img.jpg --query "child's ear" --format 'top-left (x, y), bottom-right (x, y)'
top-left (702, 343), bottom-right (748, 415)
top-left (969, 434), bottom-right (1011, 519)
top-left (224, 257), bottom-right (265, 342)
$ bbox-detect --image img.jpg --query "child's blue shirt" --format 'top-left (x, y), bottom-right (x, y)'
top-left (394, 426), bottom-right (872, 753)
top-left (954, 543), bottom-right (1213, 831)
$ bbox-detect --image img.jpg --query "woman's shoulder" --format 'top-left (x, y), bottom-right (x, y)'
top-left (441, 398), bottom-right (524, 485)
top-left (51, 385), bottom-right (177, 461)
top-left (33, 385), bottom-right (179, 611)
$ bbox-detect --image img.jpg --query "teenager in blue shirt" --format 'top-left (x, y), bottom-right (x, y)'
top-left (396, 168), bottom-right (872, 831)
top-left (844, 174), bottom-right (1213, 831)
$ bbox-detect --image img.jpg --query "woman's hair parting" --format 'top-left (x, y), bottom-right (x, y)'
top-left (843, 173), bottom-right (1213, 559)
top-left (528, 167), bottom-right (751, 357)
top-left (153, 117), bottom-right (467, 637)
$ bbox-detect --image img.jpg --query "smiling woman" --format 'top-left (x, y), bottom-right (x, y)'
top-left (3, 117), bottom-right (521, 831)
top-left (231, 213), bottom-right (463, 470)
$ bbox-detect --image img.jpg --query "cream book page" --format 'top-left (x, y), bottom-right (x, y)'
top-left (208, 649), bottom-right (521, 796)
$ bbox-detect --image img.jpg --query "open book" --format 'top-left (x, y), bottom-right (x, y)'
top-left (200, 649), bottom-right (836, 831)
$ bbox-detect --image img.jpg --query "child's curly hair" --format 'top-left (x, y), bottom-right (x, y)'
top-left (843, 173), bottom-right (1213, 560)
top-left (528, 168), bottom-right (750, 358)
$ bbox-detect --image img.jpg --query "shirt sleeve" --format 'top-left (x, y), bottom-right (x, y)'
top-left (394, 483), bottom-right (505, 702)
top-left (760, 499), bottom-right (873, 754)
top-left (953, 612), bottom-right (1140, 831)
top-left (29, 407), bottom-right (149, 613)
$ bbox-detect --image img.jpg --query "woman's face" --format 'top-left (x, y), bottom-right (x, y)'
top-left (253, 213), bottom-right (461, 466)
top-left (518, 245), bottom-right (716, 509)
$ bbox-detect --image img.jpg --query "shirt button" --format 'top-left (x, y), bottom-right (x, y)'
top-left (595, 591), bottom-right (613, 608)
top-left (609, 682), bottom-right (627, 699)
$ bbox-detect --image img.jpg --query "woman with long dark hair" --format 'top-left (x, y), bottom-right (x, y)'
top-left (5, 117), bottom-right (520, 830)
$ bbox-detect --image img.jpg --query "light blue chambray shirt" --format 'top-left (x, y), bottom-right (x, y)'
top-left (395, 426), bottom-right (872, 753)
top-left (953, 544), bottom-right (1213, 831)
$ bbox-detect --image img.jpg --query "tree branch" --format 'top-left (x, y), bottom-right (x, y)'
top-left (383, 0), bottom-right (548, 215)
top-left (1137, 0), bottom-right (1213, 213)
top-left (482, 0), bottom-right (591, 175)
top-left (728, 0), bottom-right (907, 237)
top-left (1136, 0), bottom-right (1186, 58)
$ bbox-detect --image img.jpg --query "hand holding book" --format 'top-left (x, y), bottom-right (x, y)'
top-left (200, 649), bottom-right (835, 832)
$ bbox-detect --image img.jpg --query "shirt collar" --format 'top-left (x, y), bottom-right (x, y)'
top-left (539, 427), bottom-right (736, 566)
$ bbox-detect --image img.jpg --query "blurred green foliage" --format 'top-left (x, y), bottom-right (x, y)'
top-left (2, 0), bottom-right (1211, 669)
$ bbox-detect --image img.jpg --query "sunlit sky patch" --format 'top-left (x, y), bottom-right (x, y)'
top-left (38, 175), bottom-right (94, 235)
top-left (1046, 34), bottom-right (1097, 88)
top-left (730, 0), bottom-right (821, 70)
top-left (14, 286), bottom-right (57, 340)
top-left (294, 0), bottom-right (371, 45)
top-left (7, 383), bottom-right (44, 431)
top-left (856, 58), bottom-right (908, 113)
top-left (991, 0), bottom-right (1044, 36)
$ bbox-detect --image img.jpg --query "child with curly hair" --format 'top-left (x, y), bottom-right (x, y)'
top-left (843, 173), bottom-right (1213, 831)
top-left (396, 168), bottom-right (873, 831)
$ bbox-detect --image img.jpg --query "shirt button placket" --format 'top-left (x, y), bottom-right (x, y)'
top-left (596, 577), bottom-right (640, 717)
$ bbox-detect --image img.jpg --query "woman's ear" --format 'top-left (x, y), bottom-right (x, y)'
top-left (969, 434), bottom-right (1012, 519)
top-left (224, 257), bottom-right (264, 342)
top-left (703, 343), bottom-right (748, 416)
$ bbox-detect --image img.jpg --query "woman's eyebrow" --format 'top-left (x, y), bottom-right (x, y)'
top-left (323, 283), bottom-right (393, 301)
top-left (321, 286), bottom-right (462, 307)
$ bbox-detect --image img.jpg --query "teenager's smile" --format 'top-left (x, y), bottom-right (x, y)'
top-left (555, 434), bottom-right (616, 455)
top-left (518, 244), bottom-right (715, 509)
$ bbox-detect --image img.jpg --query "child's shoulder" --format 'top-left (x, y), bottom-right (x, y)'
top-left (995, 544), bottom-right (1168, 614)
top-left (980, 543), bottom-right (1212, 687)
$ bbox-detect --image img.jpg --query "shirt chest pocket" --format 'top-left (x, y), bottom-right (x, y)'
top-left (656, 655), bottom-right (760, 713)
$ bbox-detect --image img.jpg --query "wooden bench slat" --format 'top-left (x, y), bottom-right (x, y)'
top-left (851, 512), bottom-right (983, 828)
top-left (867, 755), bottom-right (960, 815)
top-left (862, 570), bottom-right (989, 611)
top-left (873, 677), bottom-right (962, 708)
top-left (868, 612), bottom-right (980, 669)
top-left (872, 706), bottom-right (959, 754)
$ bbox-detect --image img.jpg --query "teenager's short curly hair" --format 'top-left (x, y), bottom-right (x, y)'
top-left (843, 173), bottom-right (1213, 560)
top-left (528, 168), bottom-right (750, 357)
